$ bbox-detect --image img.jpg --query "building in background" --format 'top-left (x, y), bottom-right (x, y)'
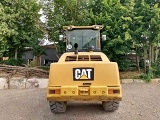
top-left (22, 44), bottom-right (61, 66)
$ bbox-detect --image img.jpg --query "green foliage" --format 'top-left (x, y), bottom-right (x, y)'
top-left (118, 58), bottom-right (136, 71)
top-left (0, 0), bottom-right (43, 58)
top-left (31, 46), bottom-right (46, 56)
top-left (94, 0), bottom-right (133, 60)
top-left (30, 40), bottom-right (46, 56)
top-left (0, 58), bottom-right (25, 66)
top-left (56, 41), bottom-right (66, 53)
top-left (39, 0), bottom-right (93, 41)
top-left (28, 60), bottom-right (37, 67)
top-left (139, 59), bottom-right (160, 82)
top-left (1, 0), bottom-right (159, 76)
top-left (40, 0), bottom-right (135, 60)
top-left (39, 0), bottom-right (160, 75)
top-left (152, 58), bottom-right (160, 78)
top-left (139, 71), bottom-right (154, 83)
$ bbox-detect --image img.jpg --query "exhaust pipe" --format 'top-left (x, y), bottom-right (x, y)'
top-left (74, 43), bottom-right (78, 54)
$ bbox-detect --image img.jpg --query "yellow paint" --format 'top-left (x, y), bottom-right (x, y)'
top-left (47, 52), bottom-right (122, 101)
top-left (47, 25), bottom-right (122, 102)
top-left (90, 86), bottom-right (108, 96)
top-left (63, 25), bottom-right (103, 30)
top-left (61, 86), bottom-right (78, 96)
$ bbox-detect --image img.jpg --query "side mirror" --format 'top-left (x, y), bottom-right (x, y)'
top-left (102, 35), bottom-right (106, 41)
top-left (59, 35), bottom-right (64, 41)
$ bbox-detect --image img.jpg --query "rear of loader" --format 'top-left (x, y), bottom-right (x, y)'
top-left (47, 25), bottom-right (122, 113)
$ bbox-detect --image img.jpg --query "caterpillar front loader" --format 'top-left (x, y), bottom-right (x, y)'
top-left (47, 25), bottom-right (122, 113)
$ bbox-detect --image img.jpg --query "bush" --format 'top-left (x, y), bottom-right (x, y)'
top-left (139, 57), bottom-right (160, 82)
top-left (139, 70), bottom-right (154, 83)
top-left (152, 58), bottom-right (160, 78)
top-left (28, 60), bottom-right (37, 67)
top-left (118, 58), bottom-right (136, 71)
top-left (0, 58), bottom-right (25, 66)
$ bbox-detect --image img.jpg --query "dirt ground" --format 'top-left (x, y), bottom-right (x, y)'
top-left (119, 71), bottom-right (143, 79)
top-left (0, 83), bottom-right (160, 120)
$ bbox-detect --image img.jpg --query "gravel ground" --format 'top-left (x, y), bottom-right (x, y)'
top-left (0, 83), bottom-right (160, 120)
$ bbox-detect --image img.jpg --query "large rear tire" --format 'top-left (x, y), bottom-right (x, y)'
top-left (102, 101), bottom-right (119, 112)
top-left (49, 101), bottom-right (67, 113)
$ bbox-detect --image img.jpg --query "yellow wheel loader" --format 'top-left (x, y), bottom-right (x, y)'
top-left (47, 25), bottom-right (122, 113)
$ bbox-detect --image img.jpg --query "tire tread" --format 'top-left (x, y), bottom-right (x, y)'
top-left (49, 101), bottom-right (67, 113)
top-left (102, 101), bottom-right (119, 112)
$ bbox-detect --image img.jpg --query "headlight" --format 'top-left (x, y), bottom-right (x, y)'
top-left (67, 44), bottom-right (72, 50)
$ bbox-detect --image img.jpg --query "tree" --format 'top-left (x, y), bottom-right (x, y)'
top-left (0, 0), bottom-right (43, 59)
top-left (30, 40), bottom-right (46, 66)
top-left (39, 0), bottom-right (160, 73)
top-left (130, 0), bottom-right (160, 73)
top-left (40, 0), bottom-right (133, 59)
top-left (86, 0), bottom-right (134, 71)
top-left (0, 2), bottom-right (17, 57)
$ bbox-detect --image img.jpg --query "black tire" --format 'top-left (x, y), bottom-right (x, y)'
top-left (49, 101), bottom-right (67, 113)
top-left (102, 101), bottom-right (119, 112)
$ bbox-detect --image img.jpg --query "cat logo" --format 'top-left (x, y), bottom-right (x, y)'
top-left (73, 68), bottom-right (94, 81)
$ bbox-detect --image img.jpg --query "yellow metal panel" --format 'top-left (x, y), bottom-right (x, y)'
top-left (48, 62), bottom-right (120, 86)
top-left (47, 86), bottom-right (122, 101)
top-left (61, 86), bottom-right (78, 96)
top-left (47, 25), bottom-right (122, 102)
top-left (90, 86), bottom-right (108, 96)
top-left (63, 25), bottom-right (103, 30)
top-left (58, 52), bottom-right (110, 62)
top-left (48, 87), bottom-right (60, 90)
top-left (47, 95), bottom-right (122, 101)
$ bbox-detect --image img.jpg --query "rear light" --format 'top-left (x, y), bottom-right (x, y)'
top-left (108, 89), bottom-right (120, 94)
top-left (49, 89), bottom-right (61, 94)
top-left (108, 89), bottom-right (113, 94)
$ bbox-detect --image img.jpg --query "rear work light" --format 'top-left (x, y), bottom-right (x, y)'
top-left (108, 89), bottom-right (120, 94)
top-left (49, 89), bottom-right (61, 94)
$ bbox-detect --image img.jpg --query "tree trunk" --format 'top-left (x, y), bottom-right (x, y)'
top-left (135, 47), bottom-right (140, 71)
top-left (149, 45), bottom-right (151, 69)
top-left (35, 55), bottom-right (40, 66)
top-left (54, 42), bottom-right (60, 59)
top-left (155, 47), bottom-right (159, 62)
top-left (15, 48), bottom-right (18, 59)
top-left (144, 47), bottom-right (147, 74)
top-left (151, 45), bottom-right (154, 64)
top-left (136, 54), bottom-right (140, 71)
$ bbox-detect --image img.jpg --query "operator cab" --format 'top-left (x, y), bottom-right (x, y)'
top-left (59, 25), bottom-right (106, 53)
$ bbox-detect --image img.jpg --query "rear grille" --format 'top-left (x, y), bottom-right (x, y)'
top-left (65, 56), bottom-right (77, 61)
top-left (78, 55), bottom-right (89, 61)
top-left (65, 55), bottom-right (102, 61)
top-left (90, 55), bottom-right (102, 61)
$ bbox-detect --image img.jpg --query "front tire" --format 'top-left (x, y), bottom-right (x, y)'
top-left (49, 101), bottom-right (67, 113)
top-left (102, 101), bottom-right (119, 112)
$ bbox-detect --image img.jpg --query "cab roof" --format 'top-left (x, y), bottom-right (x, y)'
top-left (63, 25), bottom-right (103, 30)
